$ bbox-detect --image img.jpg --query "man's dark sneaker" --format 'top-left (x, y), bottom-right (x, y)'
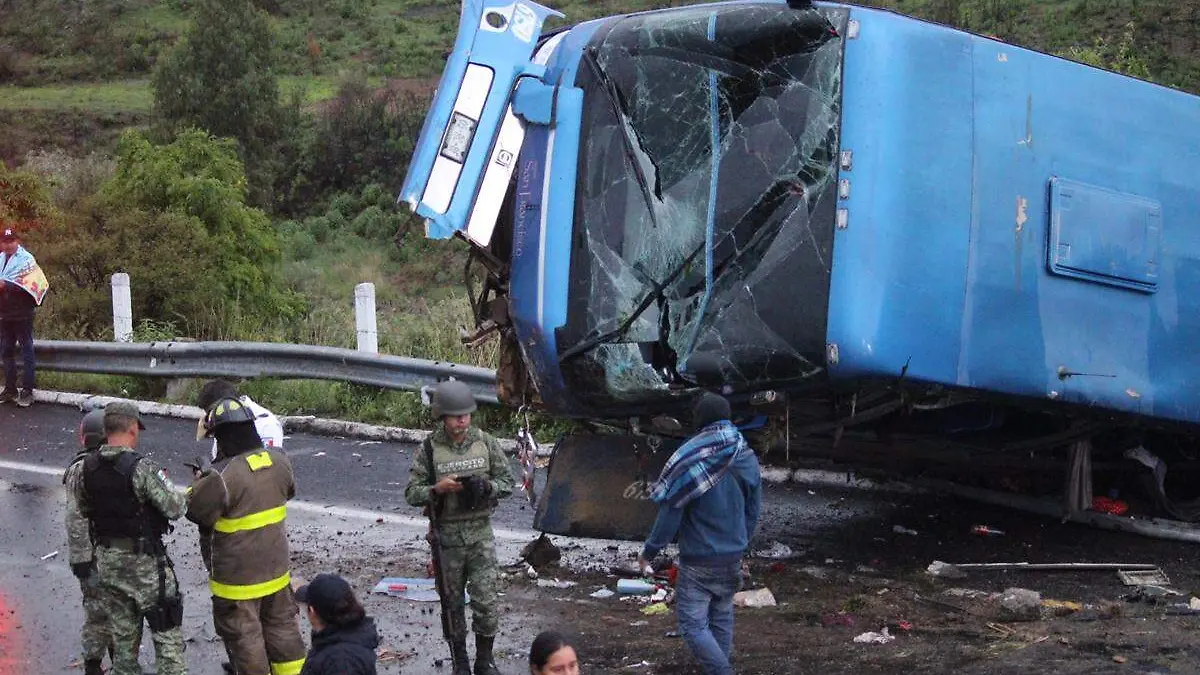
top-left (0, 388), bottom-right (13, 404)
top-left (16, 389), bottom-right (32, 408)
top-left (222, 661), bottom-right (235, 674)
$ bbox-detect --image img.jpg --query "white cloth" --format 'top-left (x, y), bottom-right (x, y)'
top-left (210, 396), bottom-right (284, 460)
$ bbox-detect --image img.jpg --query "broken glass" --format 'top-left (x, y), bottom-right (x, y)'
top-left (558, 3), bottom-right (846, 406)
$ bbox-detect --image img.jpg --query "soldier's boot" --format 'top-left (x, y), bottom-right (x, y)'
top-left (474, 635), bottom-right (502, 675)
top-left (83, 659), bottom-right (103, 675)
top-left (450, 639), bottom-right (472, 675)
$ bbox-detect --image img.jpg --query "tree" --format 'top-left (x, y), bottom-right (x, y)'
top-left (275, 73), bottom-right (428, 217)
top-left (0, 160), bottom-right (57, 231)
top-left (151, 0), bottom-right (282, 204)
top-left (100, 129), bottom-right (301, 329)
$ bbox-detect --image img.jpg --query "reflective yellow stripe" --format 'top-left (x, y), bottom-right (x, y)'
top-left (245, 451), bottom-right (273, 471)
top-left (213, 505), bottom-right (287, 533)
top-left (209, 571), bottom-right (291, 601)
top-left (270, 658), bottom-right (306, 675)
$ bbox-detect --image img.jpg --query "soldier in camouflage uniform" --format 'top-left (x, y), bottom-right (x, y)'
top-left (63, 408), bottom-right (113, 675)
top-left (66, 401), bottom-right (189, 675)
top-left (406, 380), bottom-right (514, 675)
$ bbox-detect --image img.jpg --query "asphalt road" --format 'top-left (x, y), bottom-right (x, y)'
top-left (0, 401), bottom-right (881, 674)
top-left (6, 401), bottom-right (1200, 674)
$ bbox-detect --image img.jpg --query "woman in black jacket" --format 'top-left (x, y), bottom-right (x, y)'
top-left (296, 574), bottom-right (380, 675)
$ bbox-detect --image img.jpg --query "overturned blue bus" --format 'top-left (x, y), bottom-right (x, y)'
top-left (401, 0), bottom-right (1200, 538)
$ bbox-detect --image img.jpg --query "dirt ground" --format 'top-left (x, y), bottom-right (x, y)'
top-left (289, 484), bottom-right (1200, 674)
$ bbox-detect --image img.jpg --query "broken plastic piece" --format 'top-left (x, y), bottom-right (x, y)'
top-left (753, 541), bottom-right (795, 559)
top-left (733, 588), bottom-right (777, 608)
top-left (852, 627), bottom-right (893, 644)
top-left (1117, 568), bottom-right (1170, 586)
top-left (641, 602), bottom-right (670, 616)
top-left (370, 577), bottom-right (469, 604)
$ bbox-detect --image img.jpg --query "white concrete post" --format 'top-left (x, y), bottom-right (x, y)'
top-left (355, 282), bottom-right (378, 353)
top-left (111, 273), bottom-right (133, 343)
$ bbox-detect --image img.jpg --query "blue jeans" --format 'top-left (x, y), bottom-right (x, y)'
top-left (0, 317), bottom-right (34, 392)
top-left (676, 561), bottom-right (741, 675)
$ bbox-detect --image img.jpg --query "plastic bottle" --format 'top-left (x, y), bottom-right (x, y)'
top-left (617, 578), bottom-right (658, 595)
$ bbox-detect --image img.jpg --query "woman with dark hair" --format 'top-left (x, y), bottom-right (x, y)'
top-left (296, 574), bottom-right (380, 675)
top-left (529, 631), bottom-right (579, 675)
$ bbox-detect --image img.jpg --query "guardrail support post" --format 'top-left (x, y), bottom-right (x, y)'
top-left (355, 282), bottom-right (378, 353)
top-left (111, 273), bottom-right (133, 343)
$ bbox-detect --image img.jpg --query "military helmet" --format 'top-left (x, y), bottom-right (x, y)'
top-left (78, 408), bottom-right (106, 450)
top-left (431, 380), bottom-right (477, 417)
top-left (200, 396), bottom-right (256, 438)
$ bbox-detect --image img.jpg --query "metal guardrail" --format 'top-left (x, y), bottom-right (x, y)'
top-left (32, 340), bottom-right (499, 404)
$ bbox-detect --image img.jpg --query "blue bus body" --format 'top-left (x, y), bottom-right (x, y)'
top-left (401, 0), bottom-right (1200, 437)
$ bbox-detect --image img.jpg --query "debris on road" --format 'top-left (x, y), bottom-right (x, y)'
top-left (1122, 585), bottom-right (1182, 604)
top-left (1042, 599), bottom-right (1083, 616)
top-left (926, 561), bottom-right (967, 579)
top-left (852, 627), bottom-right (894, 644)
top-left (378, 647), bottom-right (416, 663)
top-left (39, 550), bottom-right (58, 560)
top-left (754, 541), bottom-right (796, 559)
top-left (618, 579), bottom-right (658, 595)
top-left (892, 525), bottom-right (918, 536)
top-left (590, 588), bottom-right (615, 599)
top-left (733, 588), bottom-right (777, 608)
top-left (521, 533), bottom-right (562, 569)
top-left (1117, 568), bottom-right (1170, 586)
top-left (371, 577), bottom-right (468, 603)
top-left (642, 602), bottom-right (670, 616)
top-left (971, 525), bottom-right (1005, 536)
top-left (929, 561), bottom-right (1161, 577)
top-left (536, 578), bottom-right (576, 589)
top-left (997, 588), bottom-right (1042, 622)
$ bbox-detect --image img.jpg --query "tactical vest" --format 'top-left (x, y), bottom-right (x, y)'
top-left (427, 434), bottom-right (491, 522)
top-left (82, 451), bottom-right (170, 544)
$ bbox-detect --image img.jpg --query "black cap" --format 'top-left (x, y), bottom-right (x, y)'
top-left (296, 573), bottom-right (354, 619)
top-left (693, 392), bottom-right (731, 430)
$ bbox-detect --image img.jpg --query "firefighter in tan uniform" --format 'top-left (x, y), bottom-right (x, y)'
top-left (186, 397), bottom-right (307, 675)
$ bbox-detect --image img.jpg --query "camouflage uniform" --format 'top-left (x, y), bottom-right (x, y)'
top-left (63, 449), bottom-right (113, 665)
top-left (405, 426), bottom-right (514, 639)
top-left (67, 445), bottom-right (189, 675)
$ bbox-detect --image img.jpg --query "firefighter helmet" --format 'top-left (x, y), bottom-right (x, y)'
top-left (200, 397), bottom-right (256, 438)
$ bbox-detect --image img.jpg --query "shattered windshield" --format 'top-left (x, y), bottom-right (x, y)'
top-left (558, 3), bottom-right (846, 406)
